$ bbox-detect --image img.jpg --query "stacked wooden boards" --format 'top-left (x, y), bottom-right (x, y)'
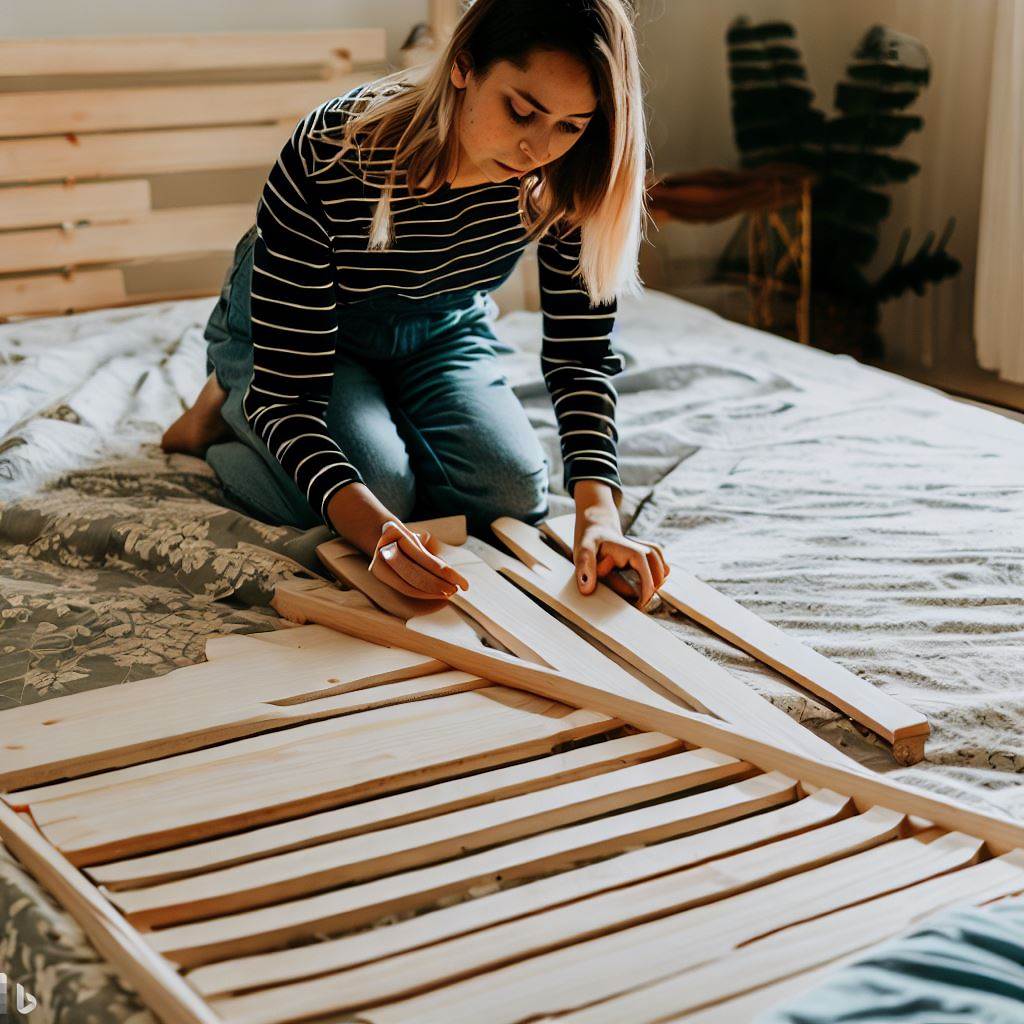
top-left (0, 28), bottom-right (388, 319)
top-left (0, 519), bottom-right (1021, 1023)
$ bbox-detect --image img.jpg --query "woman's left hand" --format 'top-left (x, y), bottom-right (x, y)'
top-left (572, 480), bottom-right (670, 610)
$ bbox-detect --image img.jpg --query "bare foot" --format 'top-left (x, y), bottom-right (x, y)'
top-left (161, 372), bottom-right (233, 456)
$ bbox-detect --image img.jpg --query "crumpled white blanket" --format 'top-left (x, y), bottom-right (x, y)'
top-left (1, 288), bottom-right (1022, 821)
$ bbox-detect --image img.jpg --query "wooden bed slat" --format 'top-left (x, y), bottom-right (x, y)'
top-left (360, 831), bottom-right (982, 1024)
top-left (32, 688), bottom-right (613, 865)
top-left (0, 203), bottom-right (257, 274)
top-left (0, 630), bottom-right (446, 791)
top-left (0, 180), bottom-right (152, 230)
top-left (489, 518), bottom-right (851, 766)
top-left (542, 513), bottom-right (930, 760)
top-left (271, 578), bottom-right (1024, 855)
top-left (0, 75), bottom-right (374, 139)
top-left (146, 773), bottom-right (797, 968)
top-left (0, 30), bottom-right (387, 77)
top-left (89, 732), bottom-right (683, 890)
top-left (211, 806), bottom-right (902, 1024)
top-left (107, 748), bottom-right (747, 927)
top-left (0, 268), bottom-right (128, 318)
top-left (557, 850), bottom-right (1024, 1023)
top-left (187, 780), bottom-right (831, 999)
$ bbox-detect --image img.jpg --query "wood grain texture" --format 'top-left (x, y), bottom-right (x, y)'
top-left (542, 513), bottom-right (929, 754)
top-left (491, 517), bottom-right (851, 767)
top-left (187, 777), bottom-right (824, 998)
top-left (147, 773), bottom-right (794, 968)
top-left (556, 851), bottom-right (1024, 1023)
top-left (32, 688), bottom-right (612, 865)
top-left (110, 747), bottom-right (748, 928)
top-left (271, 579), bottom-right (1024, 855)
top-left (88, 732), bottom-right (682, 890)
top-left (0, 630), bottom-right (445, 791)
top-left (361, 832), bottom-right (982, 1024)
top-left (212, 802), bottom-right (899, 1023)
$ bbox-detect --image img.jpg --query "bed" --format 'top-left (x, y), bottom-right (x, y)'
top-left (2, 21), bottom-right (1024, 1024)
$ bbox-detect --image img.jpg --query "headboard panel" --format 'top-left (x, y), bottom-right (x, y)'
top-left (0, 29), bottom-right (388, 321)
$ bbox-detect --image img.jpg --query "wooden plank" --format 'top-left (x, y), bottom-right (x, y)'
top-left (0, 268), bottom-right (127, 319)
top-left (556, 851), bottom-right (1024, 1023)
top-left (88, 732), bottom-right (683, 890)
top-left (31, 688), bottom-right (614, 865)
top-left (0, 802), bottom-right (219, 1024)
top-left (148, 772), bottom-right (797, 968)
top-left (489, 518), bottom-right (851, 767)
top-left (109, 747), bottom-right (749, 928)
top-left (675, 966), bottom-right (840, 1023)
top-left (187, 780), bottom-right (834, 999)
top-left (0, 76), bottom-right (373, 138)
top-left (0, 125), bottom-right (291, 185)
top-left (360, 831), bottom-right (983, 1024)
top-left (271, 579), bottom-right (1024, 855)
top-left (211, 805), bottom-right (901, 1023)
top-left (0, 631), bottom-right (447, 791)
top-left (0, 30), bottom-right (387, 76)
top-left (542, 513), bottom-right (930, 760)
top-left (0, 180), bottom-right (151, 230)
top-left (0, 204), bottom-right (256, 274)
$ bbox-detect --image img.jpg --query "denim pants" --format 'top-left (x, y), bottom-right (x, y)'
top-left (202, 225), bottom-right (549, 537)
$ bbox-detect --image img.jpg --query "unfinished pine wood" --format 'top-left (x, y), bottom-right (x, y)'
top-left (0, 801), bottom-right (219, 1024)
top-left (0, 180), bottom-right (152, 230)
top-left (32, 688), bottom-right (613, 865)
top-left (557, 850), bottom-right (1024, 1023)
top-left (0, 269), bottom-right (128, 319)
top-left (111, 747), bottom-right (749, 928)
top-left (187, 780), bottom-right (833, 999)
top-left (0, 204), bottom-right (258, 274)
top-left (271, 578), bottom-right (1024, 855)
top-left (0, 76), bottom-right (374, 138)
top-left (0, 630), bottom-right (446, 791)
top-left (361, 831), bottom-right (982, 1024)
top-left (490, 517), bottom-right (851, 767)
top-left (147, 772), bottom-right (795, 968)
top-left (0, 30), bottom-right (387, 77)
top-left (213, 805), bottom-right (900, 1023)
top-left (89, 732), bottom-right (682, 891)
top-left (542, 513), bottom-right (929, 762)
top-left (0, 125), bottom-right (297, 186)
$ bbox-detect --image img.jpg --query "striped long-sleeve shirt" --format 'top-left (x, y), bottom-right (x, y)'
top-left (244, 81), bottom-right (624, 525)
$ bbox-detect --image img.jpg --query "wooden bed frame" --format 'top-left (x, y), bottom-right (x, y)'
top-left (0, 512), bottom-right (1019, 1023)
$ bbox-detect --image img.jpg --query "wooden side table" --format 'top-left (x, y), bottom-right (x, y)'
top-left (647, 163), bottom-right (816, 345)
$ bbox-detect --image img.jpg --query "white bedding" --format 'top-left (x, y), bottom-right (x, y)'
top-left (2, 287), bottom-right (1022, 821)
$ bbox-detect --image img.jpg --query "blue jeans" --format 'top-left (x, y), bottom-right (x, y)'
top-left (203, 225), bottom-right (549, 537)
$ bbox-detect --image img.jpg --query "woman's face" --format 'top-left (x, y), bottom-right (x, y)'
top-left (450, 47), bottom-right (597, 182)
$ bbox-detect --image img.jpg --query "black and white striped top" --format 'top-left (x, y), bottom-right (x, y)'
top-left (244, 81), bottom-right (623, 524)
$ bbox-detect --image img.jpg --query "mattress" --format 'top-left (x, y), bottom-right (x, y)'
top-left (1, 287), bottom-right (1022, 1022)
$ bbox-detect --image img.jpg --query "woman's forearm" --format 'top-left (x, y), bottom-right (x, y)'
top-left (325, 482), bottom-right (396, 556)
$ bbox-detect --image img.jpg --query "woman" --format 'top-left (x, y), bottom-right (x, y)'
top-left (162, 0), bottom-right (670, 606)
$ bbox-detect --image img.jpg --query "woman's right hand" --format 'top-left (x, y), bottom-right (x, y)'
top-left (369, 521), bottom-right (469, 600)
top-left (326, 483), bottom-right (469, 600)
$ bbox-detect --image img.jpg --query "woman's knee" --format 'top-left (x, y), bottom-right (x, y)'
top-left (459, 455), bottom-right (550, 534)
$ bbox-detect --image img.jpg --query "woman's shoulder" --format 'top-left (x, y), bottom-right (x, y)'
top-left (306, 75), bottom-right (413, 143)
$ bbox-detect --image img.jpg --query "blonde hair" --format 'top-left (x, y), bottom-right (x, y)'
top-left (313, 0), bottom-right (648, 306)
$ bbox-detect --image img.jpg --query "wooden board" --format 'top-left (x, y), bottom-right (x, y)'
top-left (489, 517), bottom-right (853, 767)
top-left (0, 628), bottom-right (448, 790)
top-left (29, 687), bottom-right (614, 865)
top-left (541, 513), bottom-right (929, 762)
top-left (0, 30), bottom-right (386, 77)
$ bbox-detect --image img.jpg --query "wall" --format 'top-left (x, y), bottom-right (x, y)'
top-left (636, 0), bottom-right (999, 371)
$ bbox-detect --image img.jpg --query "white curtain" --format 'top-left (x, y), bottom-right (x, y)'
top-left (974, 0), bottom-right (1024, 383)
